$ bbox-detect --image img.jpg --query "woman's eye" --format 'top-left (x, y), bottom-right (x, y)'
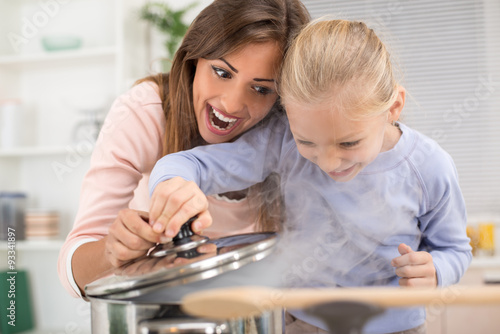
top-left (212, 66), bottom-right (231, 79)
top-left (340, 140), bottom-right (360, 148)
top-left (254, 85), bottom-right (273, 96)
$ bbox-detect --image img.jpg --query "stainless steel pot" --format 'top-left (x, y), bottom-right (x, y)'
top-left (85, 219), bottom-right (283, 334)
top-left (87, 298), bottom-right (283, 334)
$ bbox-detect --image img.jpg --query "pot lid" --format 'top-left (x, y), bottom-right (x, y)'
top-left (85, 217), bottom-right (278, 300)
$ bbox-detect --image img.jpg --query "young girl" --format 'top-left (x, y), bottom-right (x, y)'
top-left (58, 0), bottom-right (310, 298)
top-left (148, 19), bottom-right (472, 334)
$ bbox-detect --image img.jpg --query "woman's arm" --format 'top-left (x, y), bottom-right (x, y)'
top-left (71, 238), bottom-right (110, 295)
top-left (58, 82), bottom-right (166, 297)
top-left (71, 210), bottom-right (163, 295)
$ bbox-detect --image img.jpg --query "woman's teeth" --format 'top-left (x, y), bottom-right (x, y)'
top-left (210, 107), bottom-right (237, 131)
top-left (213, 108), bottom-right (236, 123)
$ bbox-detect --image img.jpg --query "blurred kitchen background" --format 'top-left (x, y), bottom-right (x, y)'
top-left (0, 0), bottom-right (499, 333)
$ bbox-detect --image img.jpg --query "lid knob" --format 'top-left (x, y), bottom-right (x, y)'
top-left (149, 216), bottom-right (208, 257)
top-left (172, 216), bottom-right (198, 245)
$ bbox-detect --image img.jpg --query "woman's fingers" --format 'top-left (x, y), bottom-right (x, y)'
top-left (105, 235), bottom-right (147, 267)
top-left (105, 209), bottom-right (160, 267)
top-left (121, 209), bottom-right (164, 243)
top-left (111, 210), bottom-right (160, 246)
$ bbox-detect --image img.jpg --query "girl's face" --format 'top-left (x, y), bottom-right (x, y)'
top-left (192, 42), bottom-right (281, 144)
top-left (286, 90), bottom-right (404, 182)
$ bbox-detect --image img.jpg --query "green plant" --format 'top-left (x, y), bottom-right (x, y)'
top-left (139, 2), bottom-right (197, 60)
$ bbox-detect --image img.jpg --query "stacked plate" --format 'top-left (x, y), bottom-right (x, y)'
top-left (25, 210), bottom-right (60, 240)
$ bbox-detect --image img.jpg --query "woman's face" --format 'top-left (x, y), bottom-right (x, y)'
top-left (192, 42), bottom-right (281, 144)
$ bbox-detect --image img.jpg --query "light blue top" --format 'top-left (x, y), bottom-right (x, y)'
top-left (149, 114), bottom-right (472, 333)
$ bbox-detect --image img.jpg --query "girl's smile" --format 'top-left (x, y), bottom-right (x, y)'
top-left (193, 42), bottom-right (281, 144)
top-left (328, 164), bottom-right (357, 179)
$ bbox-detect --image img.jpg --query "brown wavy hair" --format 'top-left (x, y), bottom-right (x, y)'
top-left (137, 0), bottom-right (310, 231)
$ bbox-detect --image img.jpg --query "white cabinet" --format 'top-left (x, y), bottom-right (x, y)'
top-left (0, 0), bottom-right (123, 256)
top-left (0, 0), bottom-right (151, 332)
top-left (0, 0), bottom-right (150, 227)
top-left (1, 0), bottom-right (121, 149)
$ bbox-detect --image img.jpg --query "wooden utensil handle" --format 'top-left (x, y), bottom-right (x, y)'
top-left (181, 285), bottom-right (500, 319)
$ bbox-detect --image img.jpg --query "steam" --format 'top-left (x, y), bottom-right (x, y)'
top-left (274, 175), bottom-right (422, 289)
top-left (130, 172), bottom-right (421, 304)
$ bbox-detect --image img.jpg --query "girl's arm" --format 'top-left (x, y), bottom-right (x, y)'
top-left (410, 149), bottom-right (471, 287)
top-left (149, 177), bottom-right (213, 238)
top-left (148, 114), bottom-right (290, 236)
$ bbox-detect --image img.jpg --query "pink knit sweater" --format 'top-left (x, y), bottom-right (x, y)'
top-left (58, 82), bottom-right (258, 298)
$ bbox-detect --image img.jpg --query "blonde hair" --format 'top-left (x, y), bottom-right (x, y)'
top-left (280, 19), bottom-right (399, 119)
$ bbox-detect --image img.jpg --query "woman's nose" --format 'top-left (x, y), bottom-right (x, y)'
top-left (220, 86), bottom-right (246, 115)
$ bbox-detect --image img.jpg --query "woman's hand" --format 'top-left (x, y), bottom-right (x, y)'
top-left (149, 176), bottom-right (212, 238)
top-left (391, 243), bottom-right (438, 287)
top-left (105, 209), bottom-right (163, 268)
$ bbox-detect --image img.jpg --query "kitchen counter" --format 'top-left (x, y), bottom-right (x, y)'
top-left (426, 262), bottom-right (500, 334)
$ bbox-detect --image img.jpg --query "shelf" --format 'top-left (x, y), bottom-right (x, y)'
top-left (0, 46), bottom-right (117, 66)
top-left (0, 145), bottom-right (94, 157)
top-left (0, 239), bottom-right (64, 251)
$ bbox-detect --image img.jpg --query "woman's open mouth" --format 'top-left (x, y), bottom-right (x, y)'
top-left (206, 105), bottom-right (240, 135)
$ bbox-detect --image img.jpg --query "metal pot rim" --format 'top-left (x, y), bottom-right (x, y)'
top-left (85, 232), bottom-right (278, 300)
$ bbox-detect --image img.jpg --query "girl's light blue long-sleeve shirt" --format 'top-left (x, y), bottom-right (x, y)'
top-left (149, 114), bottom-right (472, 333)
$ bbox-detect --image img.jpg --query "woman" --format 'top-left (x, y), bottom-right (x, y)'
top-left (58, 0), bottom-right (310, 298)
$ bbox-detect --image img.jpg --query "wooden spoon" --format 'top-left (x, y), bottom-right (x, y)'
top-left (181, 285), bottom-right (500, 319)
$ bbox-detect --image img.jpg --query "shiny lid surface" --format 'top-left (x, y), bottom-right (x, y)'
top-left (85, 232), bottom-right (277, 299)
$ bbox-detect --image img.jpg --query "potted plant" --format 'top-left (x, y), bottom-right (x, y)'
top-left (140, 1), bottom-right (197, 70)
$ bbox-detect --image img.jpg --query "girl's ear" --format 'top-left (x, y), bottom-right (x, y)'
top-left (388, 86), bottom-right (405, 123)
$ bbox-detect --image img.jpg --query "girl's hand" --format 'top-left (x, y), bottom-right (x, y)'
top-left (391, 243), bottom-right (437, 287)
top-left (149, 176), bottom-right (212, 238)
top-left (105, 209), bottom-right (163, 268)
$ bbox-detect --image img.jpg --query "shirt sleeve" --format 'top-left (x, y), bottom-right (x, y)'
top-left (149, 114), bottom-right (290, 196)
top-left (413, 143), bottom-right (472, 287)
top-left (57, 82), bottom-right (165, 297)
